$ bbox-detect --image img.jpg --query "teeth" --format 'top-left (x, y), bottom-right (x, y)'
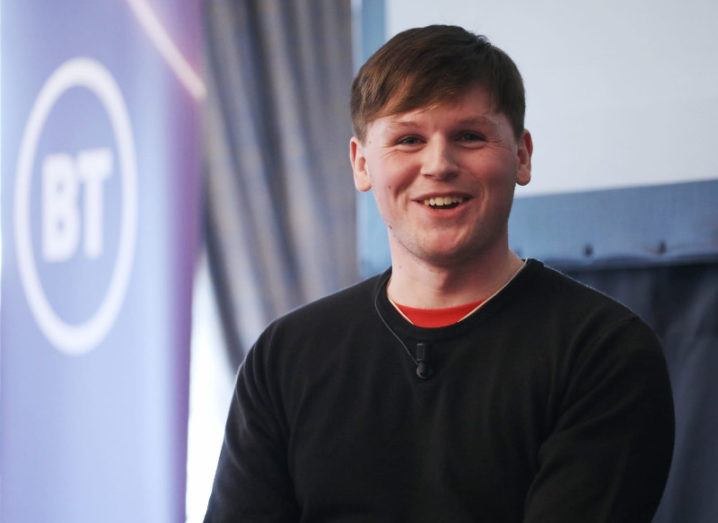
top-left (423, 196), bottom-right (466, 207)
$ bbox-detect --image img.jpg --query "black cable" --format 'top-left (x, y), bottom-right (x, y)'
top-left (373, 273), bottom-right (418, 366)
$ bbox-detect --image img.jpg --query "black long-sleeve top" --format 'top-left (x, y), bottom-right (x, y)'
top-left (205, 260), bottom-right (674, 522)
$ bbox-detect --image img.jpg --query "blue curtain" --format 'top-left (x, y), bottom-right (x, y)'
top-left (203, 0), bottom-right (357, 365)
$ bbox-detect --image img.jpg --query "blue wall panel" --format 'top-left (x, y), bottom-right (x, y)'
top-left (509, 180), bottom-right (718, 269)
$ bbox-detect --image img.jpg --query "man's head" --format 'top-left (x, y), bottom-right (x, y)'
top-left (351, 25), bottom-right (526, 143)
top-left (349, 25), bottom-right (532, 271)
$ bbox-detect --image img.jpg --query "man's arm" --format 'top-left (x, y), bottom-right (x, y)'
top-left (204, 340), bottom-right (299, 522)
top-left (523, 317), bottom-right (675, 522)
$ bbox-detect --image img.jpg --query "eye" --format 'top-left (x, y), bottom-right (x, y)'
top-left (457, 131), bottom-right (486, 143)
top-left (396, 135), bottom-right (422, 146)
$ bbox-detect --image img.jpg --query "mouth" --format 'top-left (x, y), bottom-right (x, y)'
top-left (421, 195), bottom-right (469, 210)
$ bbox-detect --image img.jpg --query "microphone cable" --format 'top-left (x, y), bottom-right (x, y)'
top-left (373, 275), bottom-right (433, 380)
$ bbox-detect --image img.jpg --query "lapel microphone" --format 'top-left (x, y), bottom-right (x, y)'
top-left (416, 342), bottom-right (433, 380)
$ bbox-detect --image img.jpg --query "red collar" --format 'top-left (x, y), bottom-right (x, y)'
top-left (393, 299), bottom-right (484, 328)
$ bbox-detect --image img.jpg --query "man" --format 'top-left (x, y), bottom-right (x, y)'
top-left (205, 25), bottom-right (674, 522)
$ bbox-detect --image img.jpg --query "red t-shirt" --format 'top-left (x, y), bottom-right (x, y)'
top-left (394, 299), bottom-right (484, 328)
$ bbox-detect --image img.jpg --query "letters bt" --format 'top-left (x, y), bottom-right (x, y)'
top-left (42, 148), bottom-right (113, 262)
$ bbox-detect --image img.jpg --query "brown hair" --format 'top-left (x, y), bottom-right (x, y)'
top-left (351, 25), bottom-right (526, 141)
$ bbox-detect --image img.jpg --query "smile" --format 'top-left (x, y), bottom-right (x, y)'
top-left (422, 196), bottom-right (468, 209)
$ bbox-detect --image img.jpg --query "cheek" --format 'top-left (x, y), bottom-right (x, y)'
top-left (472, 156), bottom-right (519, 186)
top-left (370, 164), bottom-right (413, 196)
top-left (469, 158), bottom-right (518, 206)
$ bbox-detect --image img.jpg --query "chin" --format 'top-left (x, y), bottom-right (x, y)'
top-left (417, 245), bottom-right (482, 267)
top-left (417, 234), bottom-right (503, 267)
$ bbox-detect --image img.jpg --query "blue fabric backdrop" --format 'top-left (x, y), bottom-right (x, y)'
top-left (203, 0), bottom-right (358, 367)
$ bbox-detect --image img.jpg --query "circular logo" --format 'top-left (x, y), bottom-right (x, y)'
top-left (14, 58), bottom-right (138, 356)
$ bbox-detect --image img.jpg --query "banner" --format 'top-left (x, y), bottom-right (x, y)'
top-left (1, 1), bottom-right (202, 521)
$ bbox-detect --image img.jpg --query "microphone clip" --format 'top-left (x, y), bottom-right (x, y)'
top-left (415, 342), bottom-right (434, 380)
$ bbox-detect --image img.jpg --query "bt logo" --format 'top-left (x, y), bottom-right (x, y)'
top-left (14, 58), bottom-right (137, 356)
top-left (43, 147), bottom-right (113, 262)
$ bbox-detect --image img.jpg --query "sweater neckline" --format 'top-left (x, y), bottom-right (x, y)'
top-left (373, 259), bottom-right (543, 341)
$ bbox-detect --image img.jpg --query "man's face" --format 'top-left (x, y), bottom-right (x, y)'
top-left (350, 85), bottom-right (532, 268)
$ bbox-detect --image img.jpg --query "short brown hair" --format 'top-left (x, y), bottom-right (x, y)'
top-left (351, 25), bottom-right (526, 141)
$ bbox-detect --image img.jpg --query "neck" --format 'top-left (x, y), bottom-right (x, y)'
top-left (387, 246), bottom-right (524, 309)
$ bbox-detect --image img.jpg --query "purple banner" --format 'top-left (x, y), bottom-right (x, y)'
top-left (1, 1), bottom-right (202, 520)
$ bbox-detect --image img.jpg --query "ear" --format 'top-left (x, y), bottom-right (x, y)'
top-left (350, 136), bottom-right (372, 192)
top-left (516, 130), bottom-right (532, 186)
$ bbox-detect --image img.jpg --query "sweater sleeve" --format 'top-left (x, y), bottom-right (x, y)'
top-left (523, 316), bottom-right (675, 523)
top-left (204, 336), bottom-right (300, 523)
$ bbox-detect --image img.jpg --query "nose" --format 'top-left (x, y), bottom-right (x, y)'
top-left (421, 137), bottom-right (458, 180)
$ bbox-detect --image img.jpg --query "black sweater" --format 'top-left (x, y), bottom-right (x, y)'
top-left (205, 260), bottom-right (674, 522)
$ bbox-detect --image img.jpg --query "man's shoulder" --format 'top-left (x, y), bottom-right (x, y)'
top-left (526, 260), bottom-right (641, 324)
top-left (521, 260), bottom-right (663, 367)
top-left (265, 271), bottom-right (386, 335)
top-left (248, 272), bottom-right (387, 367)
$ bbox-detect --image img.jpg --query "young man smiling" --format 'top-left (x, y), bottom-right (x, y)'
top-left (350, 84), bottom-right (531, 309)
top-left (205, 25), bottom-right (674, 522)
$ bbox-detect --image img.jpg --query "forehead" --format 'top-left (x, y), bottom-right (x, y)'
top-left (370, 86), bottom-right (504, 131)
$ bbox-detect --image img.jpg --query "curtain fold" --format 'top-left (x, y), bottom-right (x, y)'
top-left (203, 0), bottom-right (357, 366)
